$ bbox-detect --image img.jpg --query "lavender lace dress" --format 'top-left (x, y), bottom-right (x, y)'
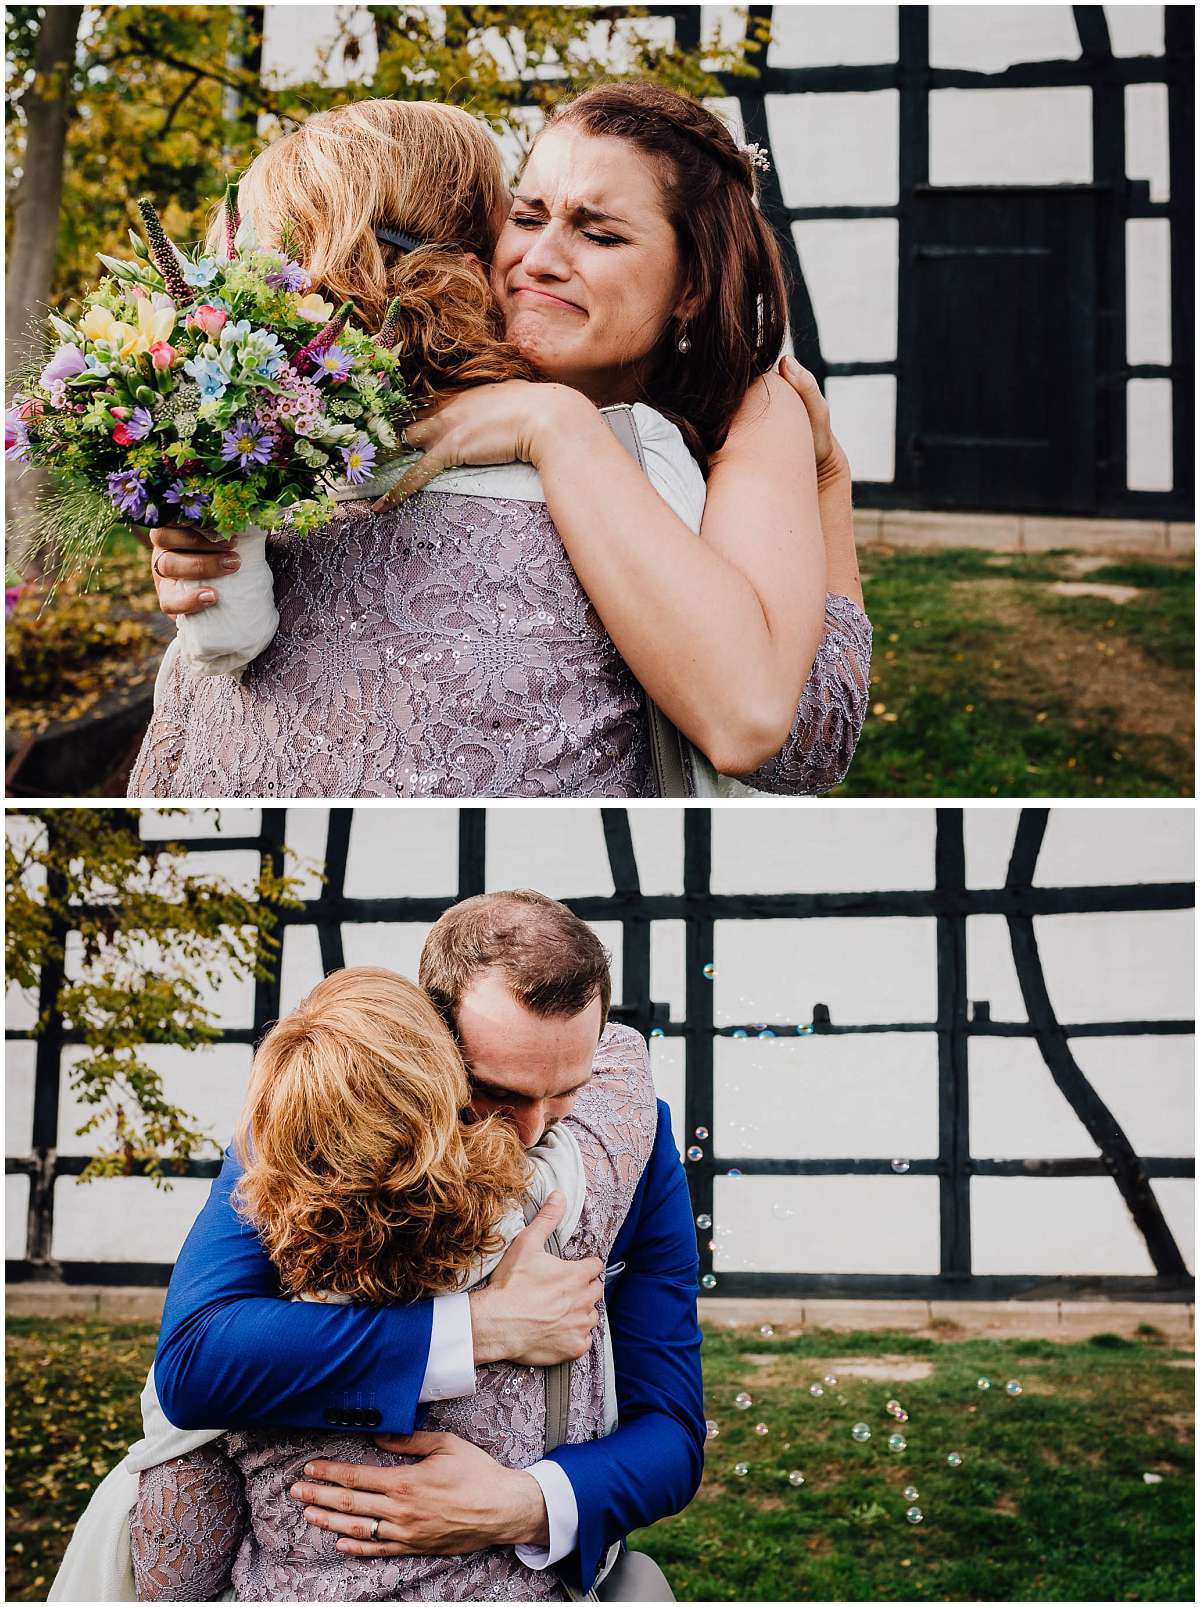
top-left (127, 418), bottom-right (871, 799)
top-left (129, 1024), bottom-right (656, 1602)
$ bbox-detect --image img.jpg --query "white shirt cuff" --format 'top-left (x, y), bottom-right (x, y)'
top-left (417, 1291), bottom-right (476, 1403)
top-left (515, 1459), bottom-right (580, 1570)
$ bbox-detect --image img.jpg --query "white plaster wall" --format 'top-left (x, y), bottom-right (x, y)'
top-left (7, 807), bottom-right (1192, 1277)
top-left (1126, 378), bottom-right (1173, 492)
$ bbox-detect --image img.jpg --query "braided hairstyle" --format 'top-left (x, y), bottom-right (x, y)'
top-left (547, 81), bottom-right (789, 469)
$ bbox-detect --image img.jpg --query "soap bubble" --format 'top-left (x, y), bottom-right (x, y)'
top-left (734, 1461), bottom-right (749, 1477)
top-left (649, 1027), bottom-right (665, 1038)
top-left (758, 1027), bottom-right (776, 1039)
top-left (894, 1409), bottom-right (909, 1422)
top-left (696, 1213), bottom-right (712, 1230)
top-left (851, 1423), bottom-right (871, 1442)
top-left (694, 1125), bottom-right (709, 1140)
top-left (702, 962), bottom-right (715, 980)
top-left (705, 1420), bottom-right (719, 1440)
top-left (888, 1433), bottom-right (907, 1453)
top-left (823, 1374), bottom-right (838, 1387)
top-left (903, 1485), bottom-right (919, 1502)
top-left (701, 1273), bottom-right (717, 1289)
top-left (947, 1452), bottom-right (963, 1468)
top-left (788, 1470), bottom-right (806, 1487)
top-left (755, 1423), bottom-right (769, 1436)
top-left (886, 1399), bottom-right (901, 1415)
top-left (905, 1506), bottom-right (924, 1525)
top-left (687, 1146), bottom-right (703, 1162)
top-left (772, 1202), bottom-right (797, 1221)
top-left (1142, 1472), bottom-right (1164, 1485)
top-left (891, 1158), bottom-right (911, 1174)
top-left (731, 1028), bottom-right (748, 1039)
top-left (1006, 1380), bottom-right (1023, 1396)
top-left (977, 1377), bottom-right (991, 1391)
top-left (726, 1168), bottom-right (743, 1178)
top-left (809, 1383), bottom-right (824, 1397)
top-left (735, 1392), bottom-right (753, 1410)
top-left (760, 1324), bottom-right (774, 1337)
top-left (797, 1023), bottom-right (814, 1036)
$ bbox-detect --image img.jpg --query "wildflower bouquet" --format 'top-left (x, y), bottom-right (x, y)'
top-left (6, 188), bottom-right (415, 571)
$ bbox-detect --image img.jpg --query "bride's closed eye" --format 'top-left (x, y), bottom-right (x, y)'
top-left (509, 213), bottom-right (626, 248)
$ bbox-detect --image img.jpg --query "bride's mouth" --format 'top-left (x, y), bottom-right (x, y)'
top-left (512, 287), bottom-right (585, 314)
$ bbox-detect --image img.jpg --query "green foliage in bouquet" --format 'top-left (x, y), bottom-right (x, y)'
top-left (5, 809), bottom-right (307, 1183)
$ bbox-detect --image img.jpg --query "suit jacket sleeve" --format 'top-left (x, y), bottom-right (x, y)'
top-left (543, 1101), bottom-right (706, 1593)
top-left (154, 1147), bottom-right (432, 1433)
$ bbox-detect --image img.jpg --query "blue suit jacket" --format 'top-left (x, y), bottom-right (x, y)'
top-left (154, 1100), bottom-right (705, 1592)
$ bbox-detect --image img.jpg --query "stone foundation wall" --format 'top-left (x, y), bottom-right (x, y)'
top-left (856, 510), bottom-right (1194, 554)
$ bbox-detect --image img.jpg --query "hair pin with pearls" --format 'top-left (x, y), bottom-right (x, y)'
top-left (740, 141), bottom-right (772, 173)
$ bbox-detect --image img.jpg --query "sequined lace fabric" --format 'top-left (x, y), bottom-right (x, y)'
top-left (130, 1025), bottom-right (656, 1602)
top-left (127, 494), bottom-right (871, 799)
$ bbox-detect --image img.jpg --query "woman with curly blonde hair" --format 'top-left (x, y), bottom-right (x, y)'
top-left (122, 966), bottom-right (657, 1601)
top-left (132, 86), bottom-right (870, 800)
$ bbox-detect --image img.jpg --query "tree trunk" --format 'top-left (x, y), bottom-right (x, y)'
top-left (5, 4), bottom-right (82, 370)
top-left (6, 5), bottom-right (83, 573)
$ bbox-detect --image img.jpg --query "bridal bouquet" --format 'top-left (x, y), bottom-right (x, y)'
top-left (6, 188), bottom-right (414, 571)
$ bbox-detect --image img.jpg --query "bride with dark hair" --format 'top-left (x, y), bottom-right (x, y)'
top-left (134, 84), bottom-right (870, 799)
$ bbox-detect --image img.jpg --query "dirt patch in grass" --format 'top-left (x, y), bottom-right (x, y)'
top-left (818, 1357), bottom-right (935, 1382)
top-left (954, 578), bottom-right (1193, 749)
top-left (994, 1495), bottom-right (1020, 1516)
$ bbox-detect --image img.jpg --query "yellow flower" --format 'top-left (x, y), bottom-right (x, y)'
top-left (80, 305), bottom-right (119, 343)
top-left (80, 303), bottom-right (140, 357)
top-left (134, 298), bottom-right (176, 351)
top-left (293, 292), bottom-right (335, 323)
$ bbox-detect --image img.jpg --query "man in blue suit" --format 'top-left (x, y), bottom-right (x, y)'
top-left (154, 889), bottom-right (705, 1595)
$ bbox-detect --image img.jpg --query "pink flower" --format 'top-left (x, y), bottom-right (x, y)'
top-left (187, 303), bottom-right (227, 338)
top-left (17, 399), bottom-right (44, 421)
top-left (112, 423), bottom-right (137, 445)
top-left (111, 406), bottom-right (130, 419)
top-left (149, 340), bottom-right (176, 369)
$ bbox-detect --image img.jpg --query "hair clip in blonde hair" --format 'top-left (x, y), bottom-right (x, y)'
top-left (375, 224), bottom-right (425, 253)
top-left (740, 141), bottom-right (771, 173)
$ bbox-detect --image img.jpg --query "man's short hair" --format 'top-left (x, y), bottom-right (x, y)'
top-left (419, 889), bottom-right (612, 1031)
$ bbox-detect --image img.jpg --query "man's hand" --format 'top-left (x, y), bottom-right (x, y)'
top-left (290, 1431), bottom-right (549, 1557)
top-left (470, 1190), bottom-right (603, 1367)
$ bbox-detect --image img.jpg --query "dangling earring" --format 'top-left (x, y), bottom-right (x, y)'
top-left (677, 324), bottom-right (691, 355)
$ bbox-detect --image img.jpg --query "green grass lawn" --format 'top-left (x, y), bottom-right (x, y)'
top-left (6, 1317), bottom-right (1193, 1602)
top-left (839, 548), bottom-right (1194, 798)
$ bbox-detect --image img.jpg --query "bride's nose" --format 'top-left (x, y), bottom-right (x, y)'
top-left (519, 221), bottom-right (573, 280)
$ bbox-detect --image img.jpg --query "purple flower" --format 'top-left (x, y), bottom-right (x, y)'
top-left (123, 405), bottom-right (155, 442)
top-left (5, 412), bottom-right (30, 461)
top-left (165, 480), bottom-right (212, 522)
top-left (106, 467), bottom-right (150, 519)
top-left (6, 584), bottom-right (25, 619)
top-left (312, 343), bottom-right (352, 383)
top-left (221, 417), bottom-right (274, 469)
top-left (39, 344), bottom-right (87, 388)
top-left (340, 436), bottom-right (377, 485)
top-left (266, 260), bottom-right (311, 292)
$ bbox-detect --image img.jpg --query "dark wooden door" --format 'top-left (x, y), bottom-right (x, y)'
top-left (906, 185), bottom-right (1102, 514)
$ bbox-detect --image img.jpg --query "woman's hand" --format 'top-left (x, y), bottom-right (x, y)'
top-left (777, 355), bottom-right (850, 487)
top-left (371, 381), bottom-right (576, 512)
top-left (776, 356), bottom-right (861, 608)
top-left (149, 526), bottom-right (240, 618)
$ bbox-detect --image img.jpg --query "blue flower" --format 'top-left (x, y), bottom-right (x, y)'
top-left (165, 480), bottom-right (211, 522)
top-left (340, 436), bottom-right (377, 485)
top-left (182, 256), bottom-right (221, 288)
top-left (106, 467), bottom-right (149, 519)
top-left (183, 354), bottom-right (230, 401)
top-left (221, 417), bottom-right (274, 469)
top-left (313, 344), bottom-right (352, 383)
top-left (266, 260), bottom-right (311, 293)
